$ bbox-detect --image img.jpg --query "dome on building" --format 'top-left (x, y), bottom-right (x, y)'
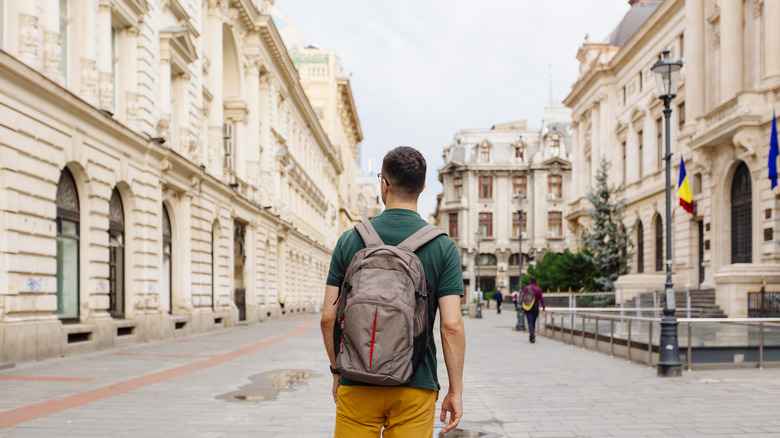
top-left (605, 0), bottom-right (663, 48)
top-left (270, 7), bottom-right (303, 51)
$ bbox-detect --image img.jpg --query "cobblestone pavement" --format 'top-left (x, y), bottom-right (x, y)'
top-left (1, 310), bottom-right (780, 437)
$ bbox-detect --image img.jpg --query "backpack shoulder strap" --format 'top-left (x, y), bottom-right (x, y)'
top-left (355, 220), bottom-right (384, 247)
top-left (398, 224), bottom-right (446, 253)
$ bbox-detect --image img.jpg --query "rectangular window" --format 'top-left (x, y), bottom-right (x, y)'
top-left (622, 86), bottom-right (626, 105)
top-left (514, 147), bottom-right (523, 159)
top-left (548, 175), bottom-right (562, 199)
top-left (638, 130), bottom-right (644, 178)
top-left (448, 213), bottom-right (458, 238)
top-left (550, 138), bottom-right (561, 156)
top-left (223, 121), bottom-right (234, 172)
top-left (679, 32), bottom-right (685, 58)
top-left (512, 175), bottom-right (526, 196)
top-left (512, 212), bottom-right (527, 237)
top-left (656, 118), bottom-right (663, 169)
top-left (479, 176), bottom-right (492, 199)
top-left (480, 148), bottom-right (490, 162)
top-left (548, 212), bottom-right (562, 238)
top-left (453, 177), bottom-right (462, 198)
top-left (56, 219), bottom-right (80, 320)
top-left (478, 212), bottom-right (493, 237)
top-left (638, 71), bottom-right (643, 92)
top-left (621, 141), bottom-right (627, 183)
top-left (678, 102), bottom-right (686, 131)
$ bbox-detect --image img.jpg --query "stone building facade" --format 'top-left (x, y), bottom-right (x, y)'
top-left (271, 8), bottom-right (364, 232)
top-left (434, 102), bottom-right (573, 295)
top-left (0, 0), bottom-right (361, 364)
top-left (565, 0), bottom-right (780, 316)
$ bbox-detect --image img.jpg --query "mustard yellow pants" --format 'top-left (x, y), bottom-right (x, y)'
top-left (334, 385), bottom-right (438, 438)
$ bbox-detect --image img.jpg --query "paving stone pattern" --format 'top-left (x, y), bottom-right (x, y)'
top-left (1, 311), bottom-right (779, 437)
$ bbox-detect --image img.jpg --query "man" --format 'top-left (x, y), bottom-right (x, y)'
top-left (495, 289), bottom-right (503, 314)
top-left (321, 146), bottom-right (465, 437)
top-left (521, 277), bottom-right (546, 343)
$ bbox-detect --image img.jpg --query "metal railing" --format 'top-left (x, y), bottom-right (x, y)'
top-left (541, 307), bottom-right (780, 370)
top-left (543, 290), bottom-right (694, 317)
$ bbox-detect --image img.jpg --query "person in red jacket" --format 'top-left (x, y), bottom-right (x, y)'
top-left (521, 277), bottom-right (546, 343)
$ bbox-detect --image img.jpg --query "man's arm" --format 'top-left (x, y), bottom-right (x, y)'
top-left (438, 294), bottom-right (465, 434)
top-left (321, 284), bottom-right (340, 404)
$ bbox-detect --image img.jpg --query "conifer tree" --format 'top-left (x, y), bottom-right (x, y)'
top-left (581, 157), bottom-right (634, 291)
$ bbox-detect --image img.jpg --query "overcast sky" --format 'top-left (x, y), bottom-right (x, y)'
top-left (277, 1), bottom-right (632, 220)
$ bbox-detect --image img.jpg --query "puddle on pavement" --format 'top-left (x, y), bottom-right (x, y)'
top-left (217, 369), bottom-right (311, 403)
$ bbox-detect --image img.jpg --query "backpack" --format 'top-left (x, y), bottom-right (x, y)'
top-left (521, 287), bottom-right (537, 312)
top-left (333, 220), bottom-right (445, 386)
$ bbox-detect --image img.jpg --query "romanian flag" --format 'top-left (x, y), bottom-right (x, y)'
top-left (769, 111), bottom-right (779, 189)
top-left (678, 156), bottom-right (694, 214)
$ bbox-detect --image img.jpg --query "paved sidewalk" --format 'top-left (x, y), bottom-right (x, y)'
top-left (1, 310), bottom-right (779, 437)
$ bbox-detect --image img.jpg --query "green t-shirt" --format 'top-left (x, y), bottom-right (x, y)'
top-left (326, 209), bottom-right (463, 391)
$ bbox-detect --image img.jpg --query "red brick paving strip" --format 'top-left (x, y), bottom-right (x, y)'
top-left (111, 352), bottom-right (215, 358)
top-left (0, 318), bottom-right (318, 429)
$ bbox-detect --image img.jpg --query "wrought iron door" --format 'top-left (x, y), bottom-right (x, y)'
top-left (731, 162), bottom-right (752, 263)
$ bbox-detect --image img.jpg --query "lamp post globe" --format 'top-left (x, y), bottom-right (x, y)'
top-left (651, 49), bottom-right (683, 377)
top-left (513, 193), bottom-right (526, 331)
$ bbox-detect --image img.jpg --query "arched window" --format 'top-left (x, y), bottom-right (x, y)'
top-left (55, 168), bottom-right (79, 321)
top-left (108, 188), bottom-right (125, 318)
top-left (636, 220), bottom-right (644, 273)
top-left (162, 205), bottom-right (172, 313)
top-left (509, 253), bottom-right (519, 266)
top-left (731, 162), bottom-right (752, 263)
top-left (655, 216), bottom-right (663, 272)
top-left (477, 253), bottom-right (497, 266)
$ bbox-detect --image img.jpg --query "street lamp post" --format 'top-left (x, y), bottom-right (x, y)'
top-left (652, 49), bottom-right (683, 377)
top-left (513, 193), bottom-right (526, 331)
top-left (476, 229), bottom-right (483, 319)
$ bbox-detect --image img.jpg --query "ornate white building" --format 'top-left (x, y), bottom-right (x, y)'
top-left (0, 0), bottom-right (362, 363)
top-left (434, 102), bottom-right (573, 294)
top-left (565, 0), bottom-right (780, 316)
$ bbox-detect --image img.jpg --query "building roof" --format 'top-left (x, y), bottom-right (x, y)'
top-left (605, 0), bottom-right (663, 48)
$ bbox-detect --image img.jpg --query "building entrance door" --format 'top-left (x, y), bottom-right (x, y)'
top-left (731, 162), bottom-right (752, 263)
top-left (697, 220), bottom-right (704, 287)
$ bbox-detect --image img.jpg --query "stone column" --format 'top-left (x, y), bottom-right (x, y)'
top-left (97, 2), bottom-right (113, 112)
top-left (77, 1), bottom-right (99, 106)
top-left (764, 0), bottom-right (780, 81)
top-left (18, 0), bottom-right (41, 69)
top-left (234, 117), bottom-right (246, 180)
top-left (207, 6), bottom-right (224, 177)
top-left (720, 0), bottom-right (743, 102)
top-left (158, 54), bottom-right (172, 140)
top-left (41, 0), bottom-right (62, 83)
top-left (245, 56), bottom-right (262, 194)
top-left (176, 193), bottom-right (193, 313)
top-left (259, 75), bottom-right (272, 206)
top-left (684, 0), bottom-right (705, 127)
top-left (125, 28), bottom-right (139, 126)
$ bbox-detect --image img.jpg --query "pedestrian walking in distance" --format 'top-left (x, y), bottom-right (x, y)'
top-left (495, 289), bottom-right (503, 314)
top-left (521, 277), bottom-right (546, 343)
top-left (321, 146), bottom-right (465, 437)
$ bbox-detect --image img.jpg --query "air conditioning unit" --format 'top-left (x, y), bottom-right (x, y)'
top-left (547, 193), bottom-right (556, 200)
top-left (498, 266), bottom-right (507, 272)
top-left (547, 231), bottom-right (556, 238)
top-left (520, 232), bottom-right (527, 238)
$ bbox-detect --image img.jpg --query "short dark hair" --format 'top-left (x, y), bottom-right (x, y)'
top-left (530, 277), bottom-right (537, 285)
top-left (381, 146), bottom-right (426, 197)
